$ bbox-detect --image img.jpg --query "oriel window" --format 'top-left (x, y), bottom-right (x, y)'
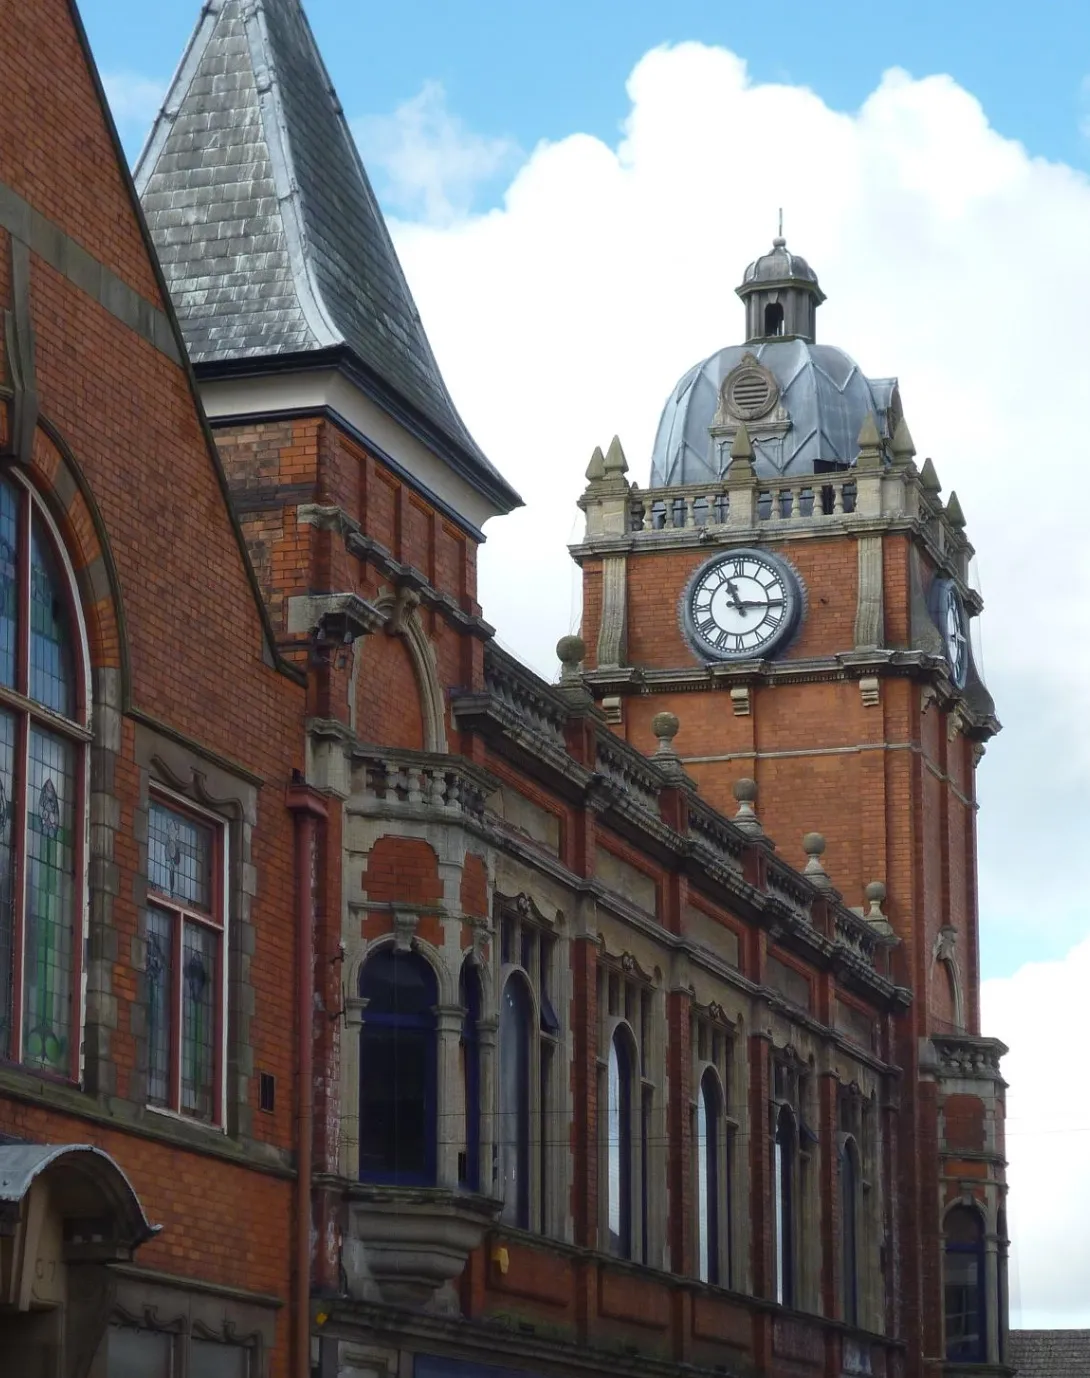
top-left (0, 475), bottom-right (86, 1080)
top-left (145, 797), bottom-right (226, 1124)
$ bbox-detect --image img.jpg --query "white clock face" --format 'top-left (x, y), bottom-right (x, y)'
top-left (939, 583), bottom-right (969, 688)
top-left (684, 550), bottom-right (800, 660)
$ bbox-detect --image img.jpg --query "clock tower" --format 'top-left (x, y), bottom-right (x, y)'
top-left (572, 238), bottom-right (1006, 1357)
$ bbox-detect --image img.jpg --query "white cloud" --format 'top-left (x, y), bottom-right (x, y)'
top-left (983, 946), bottom-right (1090, 1327)
top-left (369, 43), bottom-right (1090, 1322)
top-left (353, 81), bottom-right (519, 226)
top-left (101, 70), bottom-right (165, 132)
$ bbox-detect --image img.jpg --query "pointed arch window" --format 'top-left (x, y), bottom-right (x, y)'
top-left (944, 1205), bottom-right (986, 1361)
top-left (0, 475), bottom-right (86, 1079)
top-left (774, 1105), bottom-right (796, 1307)
top-left (358, 948), bottom-right (437, 1184)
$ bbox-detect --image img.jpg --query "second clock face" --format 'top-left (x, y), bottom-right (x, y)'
top-left (683, 549), bottom-right (802, 661)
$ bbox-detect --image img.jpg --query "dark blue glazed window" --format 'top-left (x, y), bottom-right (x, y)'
top-left (359, 948), bottom-right (437, 1184)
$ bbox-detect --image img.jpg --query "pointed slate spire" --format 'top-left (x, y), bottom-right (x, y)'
top-left (891, 415), bottom-right (915, 460)
top-left (919, 457), bottom-right (942, 493)
top-left (586, 445), bottom-right (606, 481)
top-left (135, 0), bottom-right (520, 514)
top-left (945, 491), bottom-right (966, 530)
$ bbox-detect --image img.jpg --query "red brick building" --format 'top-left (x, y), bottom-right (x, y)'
top-left (0, 1), bottom-right (1011, 1376)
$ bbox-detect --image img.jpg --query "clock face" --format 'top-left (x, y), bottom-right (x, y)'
top-left (683, 549), bottom-right (802, 661)
top-left (935, 580), bottom-right (969, 688)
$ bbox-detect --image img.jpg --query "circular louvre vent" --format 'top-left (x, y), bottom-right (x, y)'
top-left (725, 365), bottom-right (777, 421)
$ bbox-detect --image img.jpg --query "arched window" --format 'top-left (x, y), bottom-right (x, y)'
top-left (774, 1106), bottom-right (796, 1306)
top-left (764, 301), bottom-right (785, 336)
top-left (607, 1029), bottom-right (633, 1257)
top-left (945, 1206), bottom-right (986, 1361)
top-left (841, 1139), bottom-right (859, 1325)
top-left (459, 962), bottom-right (481, 1191)
top-left (0, 475), bottom-right (85, 1078)
top-left (497, 974), bottom-right (532, 1226)
top-left (697, 1069), bottom-right (721, 1284)
top-left (358, 948), bottom-right (437, 1184)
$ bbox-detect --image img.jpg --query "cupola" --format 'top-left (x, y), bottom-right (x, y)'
top-left (736, 236), bottom-right (826, 343)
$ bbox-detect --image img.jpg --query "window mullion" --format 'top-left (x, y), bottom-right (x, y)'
top-left (171, 906), bottom-right (184, 1112)
top-left (9, 712), bottom-right (29, 1063)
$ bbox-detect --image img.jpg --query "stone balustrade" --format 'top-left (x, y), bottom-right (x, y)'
top-left (594, 733), bottom-right (662, 815)
top-left (350, 747), bottom-right (492, 820)
top-left (484, 650), bottom-right (569, 748)
top-left (628, 472), bottom-right (864, 533)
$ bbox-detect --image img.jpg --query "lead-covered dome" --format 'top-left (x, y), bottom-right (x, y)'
top-left (649, 238), bottom-right (900, 486)
top-left (650, 340), bottom-right (900, 486)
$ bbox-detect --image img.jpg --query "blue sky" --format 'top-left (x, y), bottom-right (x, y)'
top-left (84, 0), bottom-right (1090, 188)
top-left (78, 0), bottom-right (1090, 1326)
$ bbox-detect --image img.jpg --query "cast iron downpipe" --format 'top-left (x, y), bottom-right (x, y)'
top-left (288, 779), bottom-right (328, 1378)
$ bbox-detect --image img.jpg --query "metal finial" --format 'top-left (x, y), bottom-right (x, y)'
top-left (778, 207), bottom-right (783, 238)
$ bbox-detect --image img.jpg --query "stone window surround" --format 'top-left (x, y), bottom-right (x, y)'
top-left (691, 1006), bottom-right (745, 1291)
top-left (88, 1266), bottom-right (278, 1378)
top-left (770, 1043), bottom-right (821, 1314)
top-left (343, 889), bottom-right (571, 1244)
top-left (131, 723), bottom-right (260, 1141)
top-left (836, 1080), bottom-right (882, 1333)
top-left (0, 468), bottom-right (92, 1082)
top-left (596, 952), bottom-right (667, 1269)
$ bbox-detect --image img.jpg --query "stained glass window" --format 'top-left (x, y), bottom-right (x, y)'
top-left (146, 799), bottom-right (224, 1124)
top-left (0, 475), bottom-right (83, 1078)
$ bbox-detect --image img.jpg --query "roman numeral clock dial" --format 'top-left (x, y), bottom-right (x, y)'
top-left (682, 549), bottom-right (803, 662)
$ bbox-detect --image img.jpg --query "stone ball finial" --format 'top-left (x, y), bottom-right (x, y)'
top-left (802, 831), bottom-right (826, 857)
top-left (865, 880), bottom-right (886, 916)
top-left (651, 711), bottom-right (680, 755)
top-left (731, 778), bottom-right (763, 836)
top-left (556, 635), bottom-right (585, 670)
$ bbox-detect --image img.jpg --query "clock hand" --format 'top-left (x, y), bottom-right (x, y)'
top-left (738, 598), bottom-right (784, 609)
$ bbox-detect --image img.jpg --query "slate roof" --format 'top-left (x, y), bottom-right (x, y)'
top-left (135, 0), bottom-right (519, 514)
top-left (1009, 1330), bottom-right (1090, 1377)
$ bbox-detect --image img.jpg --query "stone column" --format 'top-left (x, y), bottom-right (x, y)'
top-left (435, 1004), bottom-right (464, 1188)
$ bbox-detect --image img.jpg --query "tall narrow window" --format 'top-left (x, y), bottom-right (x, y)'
top-left (841, 1140), bottom-right (859, 1325)
top-left (359, 948), bottom-right (437, 1183)
top-left (494, 893), bottom-right (562, 1236)
top-left (498, 975), bottom-right (531, 1225)
top-left (945, 1206), bottom-right (986, 1361)
top-left (0, 476), bottom-right (84, 1079)
top-left (697, 1069), bottom-right (721, 1284)
top-left (607, 1031), bottom-right (633, 1257)
top-left (459, 963), bottom-right (481, 1190)
top-left (145, 798), bottom-right (225, 1123)
top-left (764, 301), bottom-right (785, 336)
top-left (774, 1106), bottom-right (796, 1306)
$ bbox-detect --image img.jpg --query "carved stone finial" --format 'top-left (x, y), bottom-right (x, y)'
top-left (557, 634), bottom-right (585, 674)
top-left (945, 491), bottom-right (966, 530)
top-left (891, 415), bottom-right (915, 460)
top-left (802, 832), bottom-right (831, 888)
top-left (730, 423), bottom-right (754, 462)
top-left (651, 711), bottom-right (680, 755)
top-left (863, 880), bottom-right (895, 938)
top-left (586, 446), bottom-right (606, 481)
top-left (856, 412), bottom-right (883, 471)
top-left (919, 457), bottom-right (942, 494)
top-left (603, 435), bottom-right (628, 476)
top-left (555, 636), bottom-right (590, 704)
top-left (731, 777), bottom-right (763, 835)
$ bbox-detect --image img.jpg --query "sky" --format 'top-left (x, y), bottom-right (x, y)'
top-left (82, 0), bottom-right (1090, 1333)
